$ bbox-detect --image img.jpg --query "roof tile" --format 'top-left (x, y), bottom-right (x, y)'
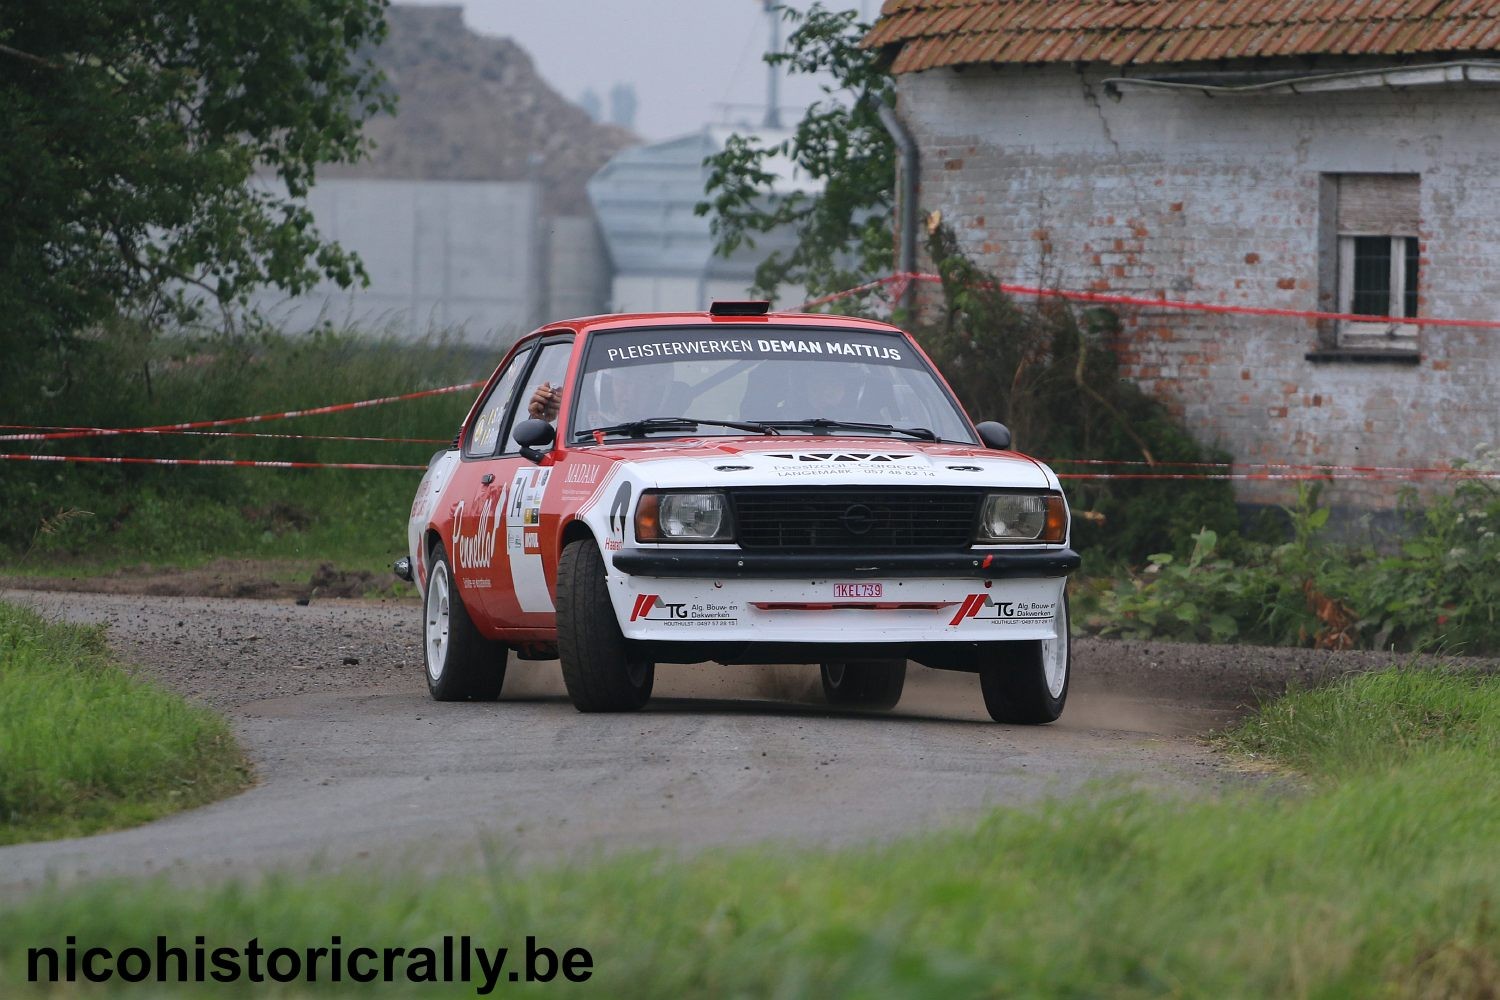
top-left (865, 0), bottom-right (1500, 70)
top-left (1449, 15), bottom-right (1494, 47)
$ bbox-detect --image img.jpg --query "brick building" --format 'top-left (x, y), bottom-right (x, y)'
top-left (866, 0), bottom-right (1500, 511)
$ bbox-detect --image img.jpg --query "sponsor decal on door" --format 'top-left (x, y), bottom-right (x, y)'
top-left (506, 468), bottom-right (554, 613)
top-left (453, 498), bottom-right (501, 570)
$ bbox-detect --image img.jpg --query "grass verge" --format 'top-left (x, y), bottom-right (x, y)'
top-left (0, 556), bottom-right (415, 603)
top-left (0, 602), bottom-right (250, 845)
top-left (2, 330), bottom-right (491, 574)
top-left (2, 666), bottom-right (1498, 996)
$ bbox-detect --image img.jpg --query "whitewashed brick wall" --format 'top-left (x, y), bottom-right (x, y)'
top-left (898, 64), bottom-right (1500, 509)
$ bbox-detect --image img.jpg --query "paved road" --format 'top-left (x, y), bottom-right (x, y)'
top-left (1, 590), bottom-right (1329, 896)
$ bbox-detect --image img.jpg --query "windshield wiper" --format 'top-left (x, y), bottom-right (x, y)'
top-left (575, 416), bottom-right (781, 441)
top-left (762, 418), bottom-right (939, 441)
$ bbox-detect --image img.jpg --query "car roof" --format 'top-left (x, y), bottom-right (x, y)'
top-left (535, 310), bottom-right (907, 338)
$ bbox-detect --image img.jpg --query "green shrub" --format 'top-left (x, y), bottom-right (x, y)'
top-left (1086, 464), bottom-right (1500, 653)
top-left (914, 225), bottom-right (1240, 564)
top-left (1346, 455), bottom-right (1500, 652)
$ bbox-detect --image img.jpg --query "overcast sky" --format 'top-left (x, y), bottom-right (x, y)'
top-left (399, 0), bottom-right (877, 141)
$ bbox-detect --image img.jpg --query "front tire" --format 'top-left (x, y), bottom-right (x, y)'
top-left (820, 659), bottom-right (907, 710)
top-left (979, 595), bottom-right (1070, 724)
top-left (556, 539), bottom-right (654, 712)
top-left (423, 543), bottom-right (506, 701)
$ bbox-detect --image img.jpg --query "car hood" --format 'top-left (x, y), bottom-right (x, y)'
top-left (567, 435), bottom-right (1057, 491)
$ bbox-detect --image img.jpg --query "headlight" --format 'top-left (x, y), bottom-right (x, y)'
top-left (977, 492), bottom-right (1068, 543)
top-left (635, 491), bottom-right (734, 542)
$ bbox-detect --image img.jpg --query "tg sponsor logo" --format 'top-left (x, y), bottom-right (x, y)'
top-left (949, 594), bottom-right (1056, 626)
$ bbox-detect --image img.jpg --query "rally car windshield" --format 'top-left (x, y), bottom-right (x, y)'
top-left (571, 327), bottom-right (977, 444)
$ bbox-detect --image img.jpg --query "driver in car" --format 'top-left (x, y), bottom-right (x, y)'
top-left (528, 371), bottom-right (669, 429)
top-left (528, 382), bottom-right (562, 422)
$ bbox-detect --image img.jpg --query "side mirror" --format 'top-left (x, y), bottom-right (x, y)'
top-left (513, 418), bottom-right (556, 464)
top-left (975, 421), bottom-right (1012, 450)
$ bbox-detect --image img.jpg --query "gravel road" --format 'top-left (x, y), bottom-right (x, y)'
top-left (0, 589), bottom-right (1448, 896)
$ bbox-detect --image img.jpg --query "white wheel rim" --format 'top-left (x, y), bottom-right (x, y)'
top-left (1042, 600), bottom-right (1068, 698)
top-left (425, 562), bottom-right (451, 682)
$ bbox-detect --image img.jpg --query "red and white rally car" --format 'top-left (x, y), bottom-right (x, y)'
top-left (398, 302), bottom-right (1080, 723)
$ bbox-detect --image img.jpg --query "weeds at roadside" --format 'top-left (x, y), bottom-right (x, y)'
top-left (15, 507), bottom-right (94, 568)
top-left (1081, 469), bottom-right (1500, 654)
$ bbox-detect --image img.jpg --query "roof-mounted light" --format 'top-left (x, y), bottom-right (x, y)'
top-left (708, 300), bottom-right (772, 317)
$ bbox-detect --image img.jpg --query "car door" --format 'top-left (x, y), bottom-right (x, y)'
top-left (446, 343), bottom-right (534, 631)
top-left (483, 336), bottom-right (574, 628)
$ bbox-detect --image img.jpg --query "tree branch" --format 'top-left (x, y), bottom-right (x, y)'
top-left (1073, 331), bottom-right (1156, 466)
top-left (0, 42), bottom-right (62, 71)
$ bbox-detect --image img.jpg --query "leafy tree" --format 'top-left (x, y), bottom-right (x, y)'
top-left (0, 0), bottom-right (392, 373)
top-left (696, 3), bottom-right (894, 302)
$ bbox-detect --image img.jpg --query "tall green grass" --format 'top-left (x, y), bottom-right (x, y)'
top-left (2, 328), bottom-right (496, 570)
top-left (2, 667), bottom-right (1496, 996)
top-left (1223, 666), bottom-right (1500, 776)
top-left (0, 602), bottom-right (249, 843)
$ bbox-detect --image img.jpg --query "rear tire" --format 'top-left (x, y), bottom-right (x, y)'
top-left (423, 543), bottom-right (506, 701)
top-left (979, 595), bottom-right (1069, 724)
top-left (820, 659), bottom-right (906, 710)
top-left (557, 539), bottom-right (654, 712)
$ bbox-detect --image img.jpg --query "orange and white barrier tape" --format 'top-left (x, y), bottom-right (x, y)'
top-left (0, 424), bottom-right (448, 445)
top-left (1048, 457), bottom-right (1500, 481)
top-left (0, 381), bottom-right (482, 443)
top-left (1057, 470), bottom-right (1500, 481)
top-left (4, 450), bottom-right (1494, 481)
top-left (802, 272), bottom-right (1500, 330)
top-left (8, 276), bottom-right (1500, 477)
top-left (0, 453), bottom-right (425, 471)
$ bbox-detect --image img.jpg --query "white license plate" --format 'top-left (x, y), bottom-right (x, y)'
top-left (832, 583), bottom-right (883, 598)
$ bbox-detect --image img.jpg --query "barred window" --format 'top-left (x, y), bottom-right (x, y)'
top-left (1333, 174), bottom-right (1420, 351)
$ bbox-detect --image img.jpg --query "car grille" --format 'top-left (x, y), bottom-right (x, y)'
top-left (728, 488), bottom-right (984, 551)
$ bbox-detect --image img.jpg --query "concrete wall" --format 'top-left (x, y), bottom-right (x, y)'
top-left (250, 179), bottom-right (611, 345)
top-left (545, 214), bottom-right (611, 321)
top-left (609, 273), bottom-right (811, 314)
top-left (897, 63), bottom-right (1500, 508)
top-left (610, 274), bottom-right (707, 314)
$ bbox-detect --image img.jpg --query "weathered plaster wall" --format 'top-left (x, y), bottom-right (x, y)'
top-left (898, 63), bottom-right (1500, 508)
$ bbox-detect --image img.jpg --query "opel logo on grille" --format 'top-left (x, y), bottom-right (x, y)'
top-left (840, 503), bottom-right (876, 535)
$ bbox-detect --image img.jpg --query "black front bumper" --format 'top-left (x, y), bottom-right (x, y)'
top-left (611, 548), bottom-right (1080, 579)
